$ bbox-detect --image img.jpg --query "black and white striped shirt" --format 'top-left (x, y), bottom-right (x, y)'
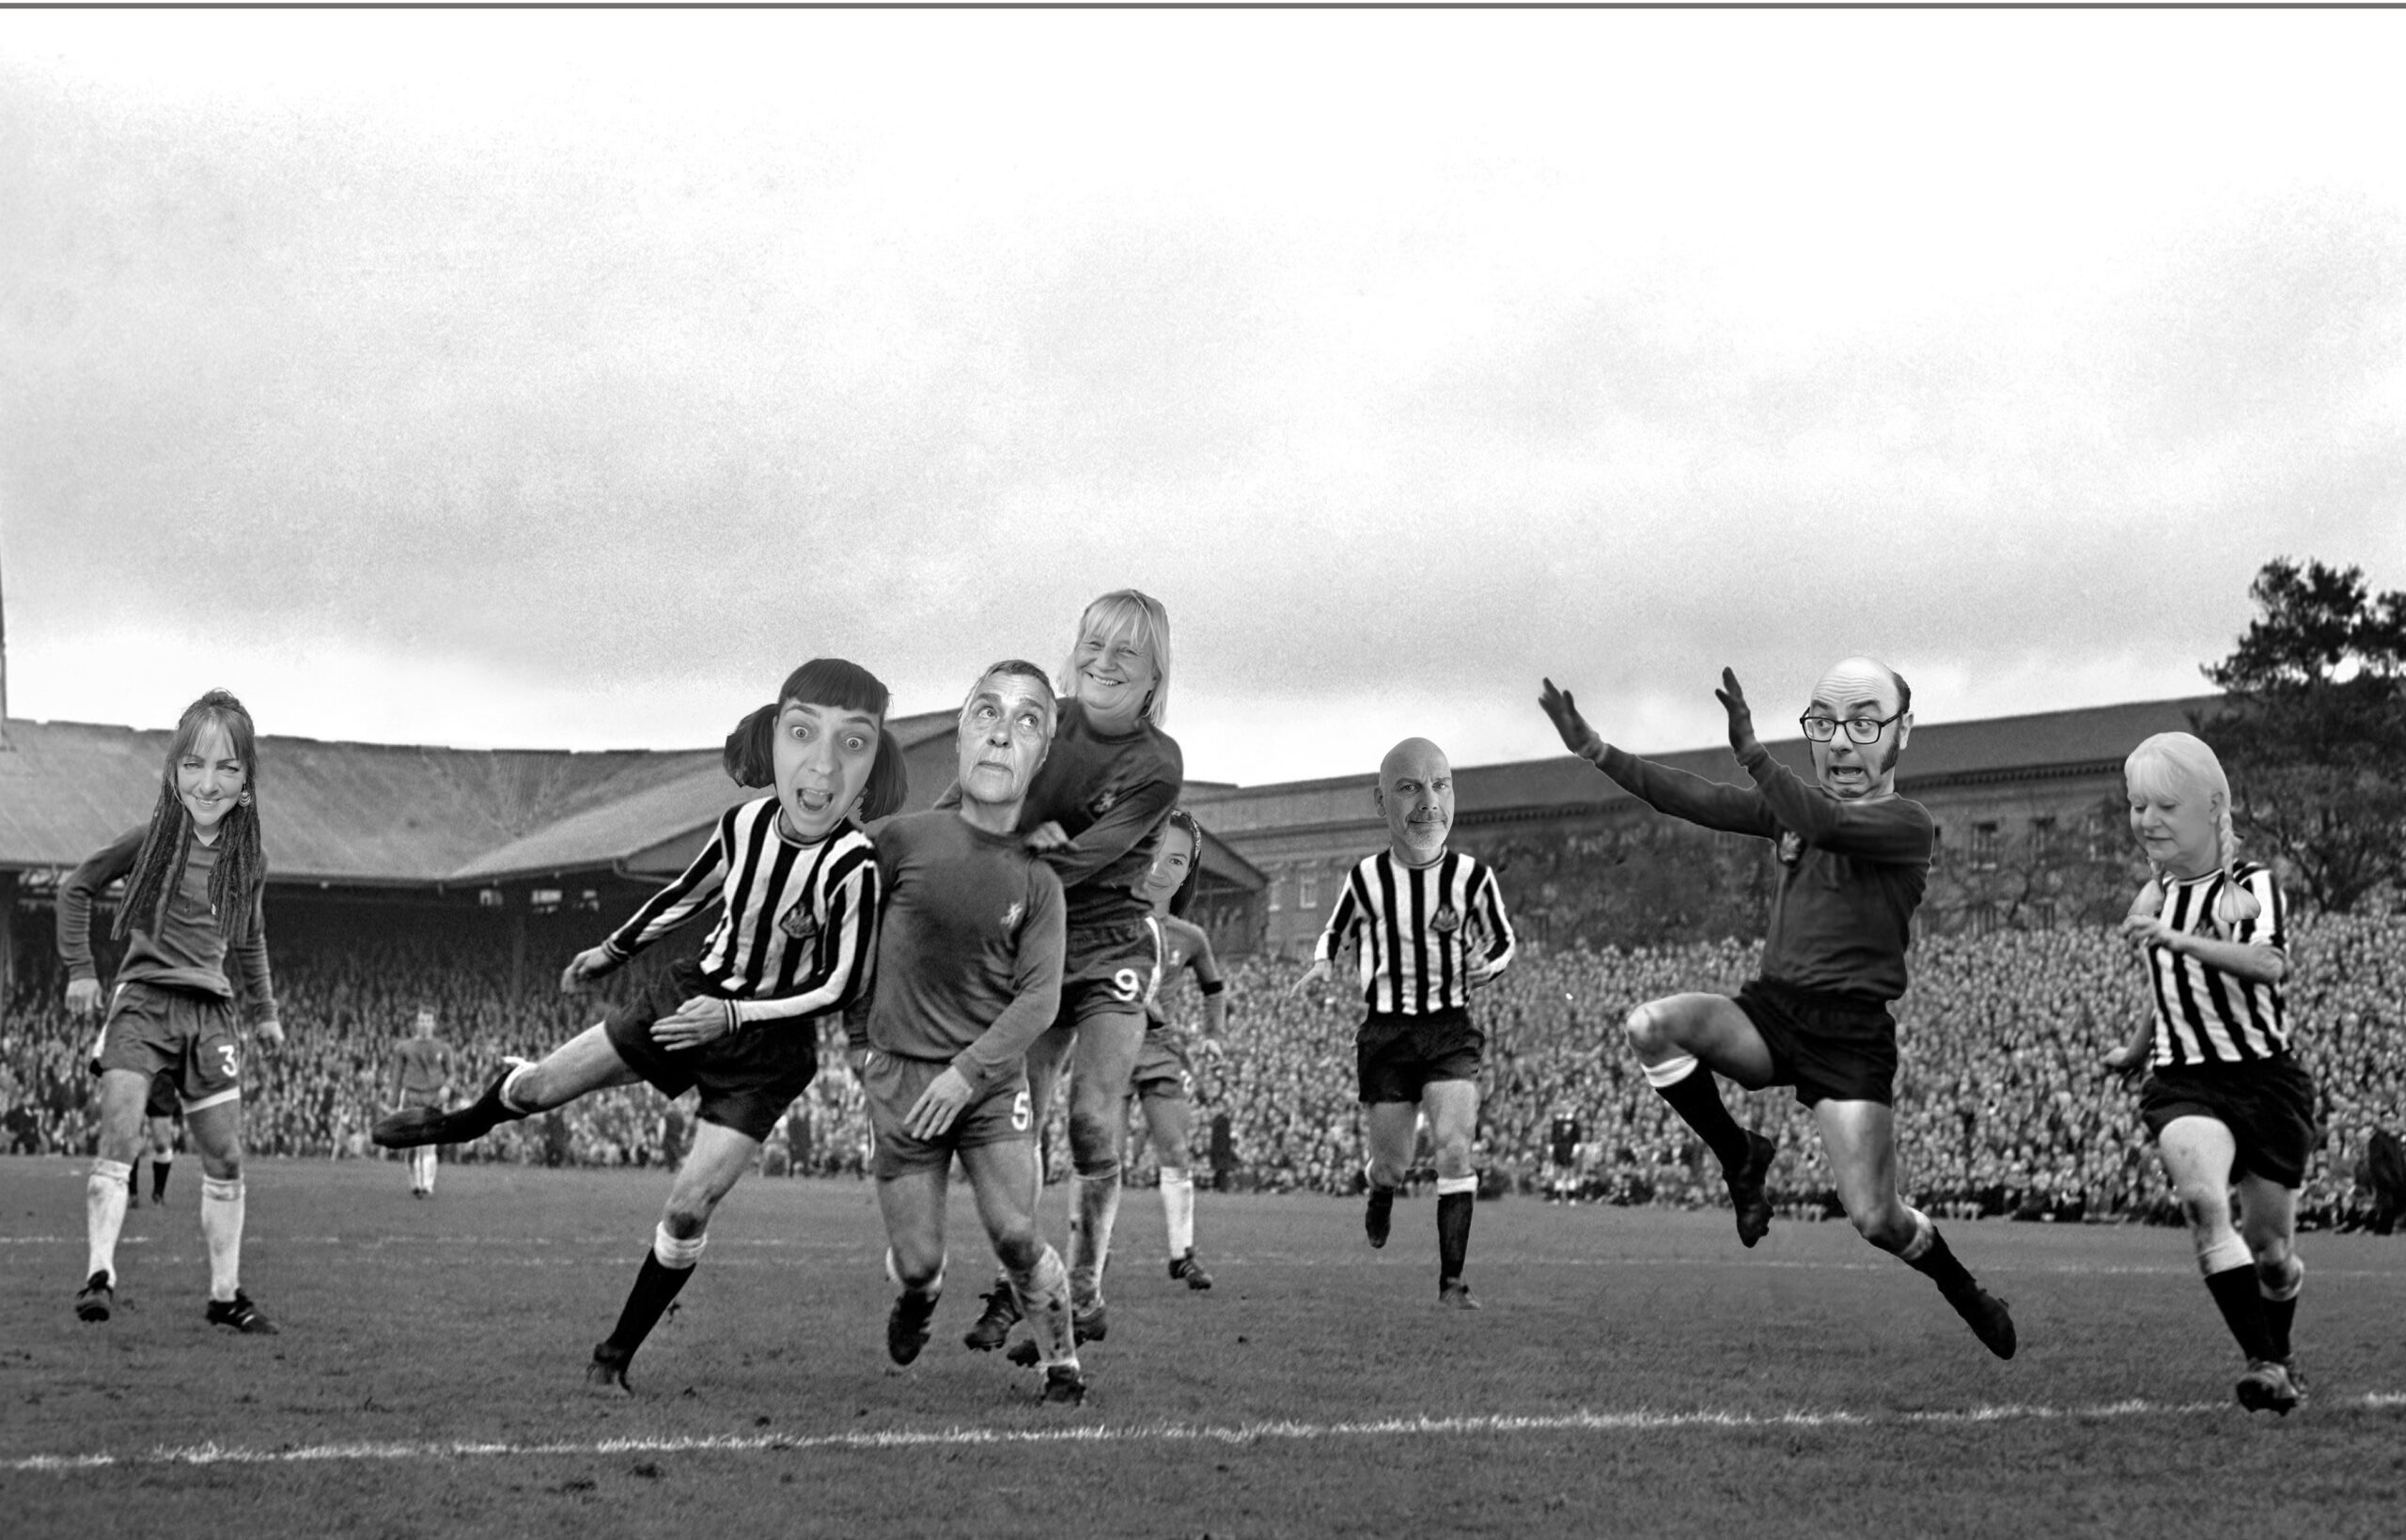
top-left (2141, 862), bottom-right (2290, 1066)
top-left (602, 797), bottom-right (880, 1031)
top-left (1313, 849), bottom-right (1516, 1016)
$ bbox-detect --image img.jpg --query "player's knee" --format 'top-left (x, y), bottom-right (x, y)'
top-left (991, 1230), bottom-right (1040, 1273)
top-left (1622, 1002), bottom-right (1672, 1058)
top-left (1066, 1110), bottom-right (1119, 1167)
top-left (1366, 1155), bottom-right (1407, 1190)
top-left (662, 1205), bottom-right (711, 1240)
top-left (1846, 1197), bottom-right (1913, 1251)
top-left (1432, 1138), bottom-right (1473, 1178)
top-left (2174, 1188), bottom-right (2227, 1233)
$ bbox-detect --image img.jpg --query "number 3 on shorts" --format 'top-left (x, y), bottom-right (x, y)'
top-left (217, 1042), bottom-right (240, 1080)
top-left (1011, 1089), bottom-right (1032, 1131)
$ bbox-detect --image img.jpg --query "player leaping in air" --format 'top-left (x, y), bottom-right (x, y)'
top-left (1539, 661), bottom-right (2015, 1359)
top-left (1292, 738), bottom-right (1514, 1310)
top-left (375, 658), bottom-right (904, 1392)
top-left (851, 660), bottom-right (1085, 1405)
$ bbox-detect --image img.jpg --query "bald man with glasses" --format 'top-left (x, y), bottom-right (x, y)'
top-left (1539, 659), bottom-right (2015, 1360)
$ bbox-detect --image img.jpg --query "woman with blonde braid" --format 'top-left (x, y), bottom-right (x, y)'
top-left (2105, 731), bottom-right (2313, 1414)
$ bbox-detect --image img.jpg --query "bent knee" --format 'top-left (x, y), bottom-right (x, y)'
top-left (662, 1205), bottom-right (713, 1239)
top-left (1847, 1200), bottom-right (1914, 1251)
top-left (1066, 1111), bottom-right (1120, 1158)
top-left (991, 1230), bottom-right (1040, 1272)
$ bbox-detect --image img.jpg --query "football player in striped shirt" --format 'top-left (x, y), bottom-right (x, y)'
top-left (387, 1005), bottom-right (453, 1198)
top-left (1540, 661), bottom-right (2015, 1359)
top-left (374, 658), bottom-right (903, 1393)
top-left (961, 591), bottom-right (1183, 1353)
top-left (2104, 732), bottom-right (2314, 1414)
top-left (851, 661), bottom-right (1084, 1404)
top-left (1292, 738), bottom-right (1515, 1309)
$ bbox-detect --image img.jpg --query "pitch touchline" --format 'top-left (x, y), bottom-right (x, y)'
top-left (13, 1397), bottom-right (2405, 1473)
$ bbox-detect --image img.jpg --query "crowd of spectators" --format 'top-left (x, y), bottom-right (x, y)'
top-left (4, 903), bottom-right (2400, 1230)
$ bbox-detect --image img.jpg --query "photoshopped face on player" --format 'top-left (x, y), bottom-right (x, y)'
top-left (957, 669), bottom-right (1054, 809)
top-left (1376, 739), bottom-right (1453, 867)
top-left (772, 699), bottom-right (883, 842)
top-left (2125, 758), bottom-right (2222, 880)
top-left (1143, 819), bottom-right (1197, 913)
top-left (174, 719), bottom-right (249, 842)
top-left (1070, 615), bottom-right (1159, 732)
top-left (1804, 659), bottom-right (1911, 801)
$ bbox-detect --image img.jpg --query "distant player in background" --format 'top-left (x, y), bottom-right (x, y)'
top-left (962, 591), bottom-right (1183, 1354)
top-left (2105, 732), bottom-right (2315, 1414)
top-left (389, 1005), bottom-right (454, 1198)
top-left (852, 661), bottom-right (1085, 1405)
top-left (1133, 810), bottom-right (1226, 1290)
top-left (1292, 737), bottom-right (1515, 1310)
top-left (1546, 1108), bottom-right (1582, 1204)
top-left (375, 659), bottom-right (902, 1392)
top-left (1540, 662), bottom-right (2015, 1360)
top-left (60, 689), bottom-right (286, 1333)
top-left (133, 1071), bottom-right (180, 1206)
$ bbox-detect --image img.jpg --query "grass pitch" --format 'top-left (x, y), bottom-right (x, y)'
top-left (4, 1157), bottom-right (2402, 1539)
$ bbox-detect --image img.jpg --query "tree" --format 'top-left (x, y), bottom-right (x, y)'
top-left (2197, 557), bottom-right (2406, 913)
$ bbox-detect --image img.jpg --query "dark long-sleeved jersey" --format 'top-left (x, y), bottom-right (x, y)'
top-left (847, 811), bottom-right (1066, 1093)
top-left (1014, 700), bottom-right (1183, 931)
top-left (58, 825), bottom-right (276, 1023)
top-left (601, 797), bottom-right (879, 1031)
top-left (1586, 742), bottom-right (1931, 1002)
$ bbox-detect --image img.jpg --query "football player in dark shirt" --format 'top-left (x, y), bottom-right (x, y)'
top-left (1541, 660), bottom-right (2014, 1359)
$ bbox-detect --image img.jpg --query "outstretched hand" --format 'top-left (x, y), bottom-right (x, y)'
top-left (1712, 668), bottom-right (1758, 754)
top-left (1538, 678), bottom-right (1603, 759)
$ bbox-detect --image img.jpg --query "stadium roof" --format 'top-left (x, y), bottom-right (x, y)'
top-left (0, 696), bottom-right (2216, 888)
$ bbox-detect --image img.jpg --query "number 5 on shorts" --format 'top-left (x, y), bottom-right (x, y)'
top-left (1011, 1090), bottom-right (1032, 1131)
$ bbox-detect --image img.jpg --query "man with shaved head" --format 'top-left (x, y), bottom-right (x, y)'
top-left (1294, 738), bottom-right (1516, 1308)
top-left (1539, 661), bottom-right (2015, 1360)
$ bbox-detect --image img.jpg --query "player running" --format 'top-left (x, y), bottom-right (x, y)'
top-left (962, 590), bottom-right (1183, 1353)
top-left (60, 689), bottom-right (286, 1333)
top-left (854, 661), bottom-right (1086, 1405)
top-left (388, 1004), bottom-right (454, 1198)
top-left (1133, 810), bottom-right (1227, 1290)
top-left (2104, 732), bottom-right (2315, 1414)
top-left (133, 1072), bottom-right (181, 1206)
top-left (1292, 738), bottom-right (1515, 1309)
top-left (1539, 662), bottom-right (2015, 1359)
top-left (374, 658), bottom-right (903, 1392)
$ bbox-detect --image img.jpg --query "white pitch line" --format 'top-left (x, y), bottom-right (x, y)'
top-left (12, 1396), bottom-right (2405, 1474)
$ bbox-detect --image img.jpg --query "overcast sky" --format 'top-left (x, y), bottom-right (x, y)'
top-left (4, 10), bottom-right (2400, 787)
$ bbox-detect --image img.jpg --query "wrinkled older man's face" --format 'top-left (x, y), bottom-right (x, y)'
top-left (1376, 738), bottom-right (1454, 864)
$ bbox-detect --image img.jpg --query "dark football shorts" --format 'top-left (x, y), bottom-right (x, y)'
top-left (1055, 918), bottom-right (1157, 1029)
top-left (1356, 1006), bottom-right (1483, 1106)
top-left (1131, 1027), bottom-right (1195, 1102)
top-left (863, 1050), bottom-right (1036, 1179)
top-left (144, 1069), bottom-right (181, 1122)
top-left (602, 958), bottom-right (818, 1144)
top-left (1732, 977), bottom-right (1899, 1108)
top-left (2139, 1055), bottom-right (2320, 1189)
top-left (89, 981), bottom-right (243, 1113)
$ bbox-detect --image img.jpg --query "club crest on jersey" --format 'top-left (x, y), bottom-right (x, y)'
top-left (1091, 788), bottom-right (1117, 817)
top-left (778, 903), bottom-right (819, 941)
top-left (1001, 900), bottom-right (1024, 934)
top-left (1775, 831), bottom-right (1804, 866)
top-left (1432, 906), bottom-right (1461, 934)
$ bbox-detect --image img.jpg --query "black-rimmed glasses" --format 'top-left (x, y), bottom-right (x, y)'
top-left (1798, 710), bottom-right (1903, 744)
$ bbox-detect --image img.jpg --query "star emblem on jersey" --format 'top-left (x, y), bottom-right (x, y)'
top-left (778, 904), bottom-right (819, 941)
top-left (1432, 906), bottom-right (1461, 933)
top-left (1092, 789), bottom-right (1117, 815)
top-left (1001, 901), bottom-right (1023, 933)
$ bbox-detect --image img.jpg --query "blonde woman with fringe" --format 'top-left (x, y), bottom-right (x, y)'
top-left (2108, 731), bottom-right (2314, 1415)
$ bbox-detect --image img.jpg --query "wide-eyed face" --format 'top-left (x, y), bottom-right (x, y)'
top-left (1143, 820), bottom-right (1197, 912)
top-left (2126, 759), bottom-right (2222, 880)
top-left (175, 719), bottom-right (248, 842)
top-left (1376, 738), bottom-right (1453, 866)
top-left (1803, 658), bottom-right (1911, 801)
top-left (1070, 616), bottom-right (1159, 732)
top-left (772, 700), bottom-right (882, 842)
top-left (958, 669), bottom-right (1054, 809)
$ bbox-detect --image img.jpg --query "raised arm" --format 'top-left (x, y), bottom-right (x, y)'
top-left (1714, 668), bottom-right (1931, 862)
top-left (1540, 678), bottom-right (1778, 839)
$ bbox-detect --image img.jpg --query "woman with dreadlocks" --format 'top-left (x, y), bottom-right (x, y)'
top-left (2104, 731), bottom-right (2314, 1416)
top-left (60, 689), bottom-right (284, 1333)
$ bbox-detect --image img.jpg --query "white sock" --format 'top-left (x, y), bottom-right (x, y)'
top-left (653, 1222), bottom-right (707, 1270)
top-left (1007, 1243), bottom-right (1078, 1373)
top-left (1070, 1174), bottom-right (1121, 1305)
top-left (1643, 1052), bottom-right (1702, 1090)
top-left (1161, 1167), bottom-right (1195, 1256)
top-left (200, 1177), bottom-right (245, 1301)
top-left (87, 1159), bottom-right (132, 1284)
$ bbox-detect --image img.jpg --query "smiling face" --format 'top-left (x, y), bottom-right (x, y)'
top-left (1804, 657), bottom-right (1911, 801)
top-left (2125, 754), bottom-right (2224, 881)
top-left (1068, 614), bottom-right (1160, 733)
top-left (1375, 738), bottom-right (1453, 867)
top-left (1143, 818), bottom-right (1198, 914)
top-left (772, 700), bottom-right (883, 842)
top-left (957, 665), bottom-right (1055, 811)
top-left (174, 719), bottom-right (249, 843)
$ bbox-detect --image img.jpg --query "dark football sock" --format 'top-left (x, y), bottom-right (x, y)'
top-left (605, 1252), bottom-right (695, 1358)
top-left (1653, 1066), bottom-right (1753, 1172)
top-left (152, 1158), bottom-right (173, 1202)
top-left (127, 1160), bottom-right (141, 1200)
top-left (1903, 1226), bottom-right (1977, 1296)
top-left (2204, 1265), bottom-right (2273, 1361)
top-left (1437, 1190), bottom-right (1475, 1282)
top-left (2259, 1269), bottom-right (2301, 1360)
